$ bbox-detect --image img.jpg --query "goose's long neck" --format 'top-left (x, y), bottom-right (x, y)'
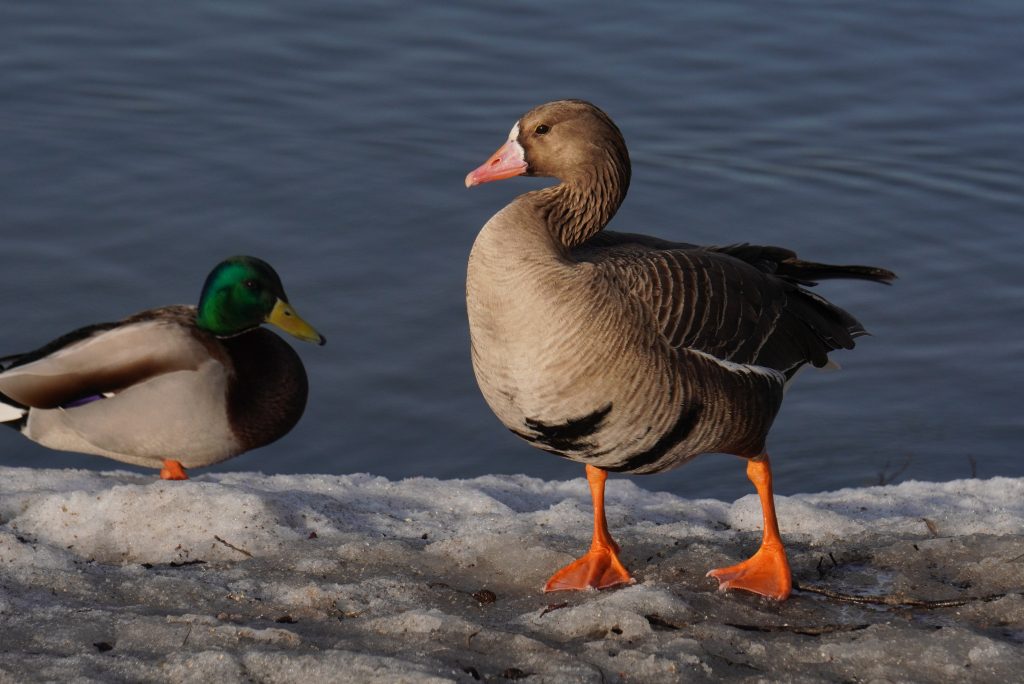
top-left (532, 150), bottom-right (630, 249)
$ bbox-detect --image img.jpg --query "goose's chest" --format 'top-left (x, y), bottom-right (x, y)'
top-left (466, 250), bottom-right (584, 392)
top-left (466, 243), bottom-right (666, 445)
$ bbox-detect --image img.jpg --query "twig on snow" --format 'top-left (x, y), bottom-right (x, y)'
top-left (794, 581), bottom-right (1005, 608)
top-left (214, 535), bottom-right (253, 558)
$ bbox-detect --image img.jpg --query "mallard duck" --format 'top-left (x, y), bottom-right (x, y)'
top-left (0, 256), bottom-right (325, 480)
top-left (465, 100), bottom-right (894, 600)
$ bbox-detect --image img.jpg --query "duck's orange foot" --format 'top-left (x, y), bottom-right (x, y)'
top-left (159, 459), bottom-right (189, 481)
top-left (706, 542), bottom-right (792, 600)
top-left (544, 546), bottom-right (634, 592)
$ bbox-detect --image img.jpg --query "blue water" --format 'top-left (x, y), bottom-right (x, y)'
top-left (1, 2), bottom-right (1021, 500)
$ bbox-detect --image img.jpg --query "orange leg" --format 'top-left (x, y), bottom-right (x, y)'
top-left (706, 453), bottom-right (792, 600)
top-left (544, 464), bottom-right (634, 592)
top-left (159, 459), bottom-right (189, 480)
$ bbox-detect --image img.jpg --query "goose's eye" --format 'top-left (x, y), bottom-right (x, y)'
top-left (535, 124), bottom-right (550, 135)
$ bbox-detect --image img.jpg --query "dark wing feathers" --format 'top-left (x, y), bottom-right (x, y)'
top-left (576, 231), bottom-right (892, 377)
top-left (0, 322), bottom-right (120, 372)
top-left (0, 306), bottom-right (208, 409)
top-left (712, 243), bottom-right (897, 286)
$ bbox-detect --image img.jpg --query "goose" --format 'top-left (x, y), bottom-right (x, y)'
top-left (0, 256), bottom-right (325, 480)
top-left (464, 100), bottom-right (894, 600)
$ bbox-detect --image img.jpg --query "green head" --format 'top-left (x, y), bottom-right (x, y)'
top-left (196, 256), bottom-right (325, 345)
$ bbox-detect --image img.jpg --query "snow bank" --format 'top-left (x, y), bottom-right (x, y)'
top-left (1, 467), bottom-right (1021, 682)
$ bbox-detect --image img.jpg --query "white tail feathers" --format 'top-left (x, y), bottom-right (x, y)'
top-left (783, 357), bottom-right (843, 396)
top-left (0, 401), bottom-right (27, 424)
top-left (822, 358), bottom-right (843, 371)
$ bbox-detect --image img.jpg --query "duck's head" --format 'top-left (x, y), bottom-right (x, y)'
top-left (197, 256), bottom-right (326, 345)
top-left (465, 100), bottom-right (630, 188)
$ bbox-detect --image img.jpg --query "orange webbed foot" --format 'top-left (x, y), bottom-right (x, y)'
top-left (545, 544), bottom-right (634, 592)
top-left (706, 541), bottom-right (792, 600)
top-left (159, 459), bottom-right (189, 480)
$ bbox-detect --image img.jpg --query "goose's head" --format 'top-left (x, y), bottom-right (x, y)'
top-left (465, 100), bottom-right (630, 188)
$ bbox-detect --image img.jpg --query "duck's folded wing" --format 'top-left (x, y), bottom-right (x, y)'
top-left (26, 365), bottom-right (238, 465)
top-left (0, 313), bottom-right (215, 408)
top-left (579, 234), bottom-right (879, 376)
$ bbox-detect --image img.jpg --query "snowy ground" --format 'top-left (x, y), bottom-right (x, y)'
top-left (0, 467), bottom-right (1021, 683)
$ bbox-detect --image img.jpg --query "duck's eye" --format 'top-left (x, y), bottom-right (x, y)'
top-left (535, 124), bottom-right (550, 135)
top-left (244, 279), bottom-right (258, 290)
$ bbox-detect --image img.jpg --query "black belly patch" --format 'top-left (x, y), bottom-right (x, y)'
top-left (512, 403), bottom-right (612, 455)
top-left (604, 401), bottom-right (703, 473)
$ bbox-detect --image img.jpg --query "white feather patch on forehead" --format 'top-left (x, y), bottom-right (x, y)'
top-left (507, 121), bottom-right (520, 142)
